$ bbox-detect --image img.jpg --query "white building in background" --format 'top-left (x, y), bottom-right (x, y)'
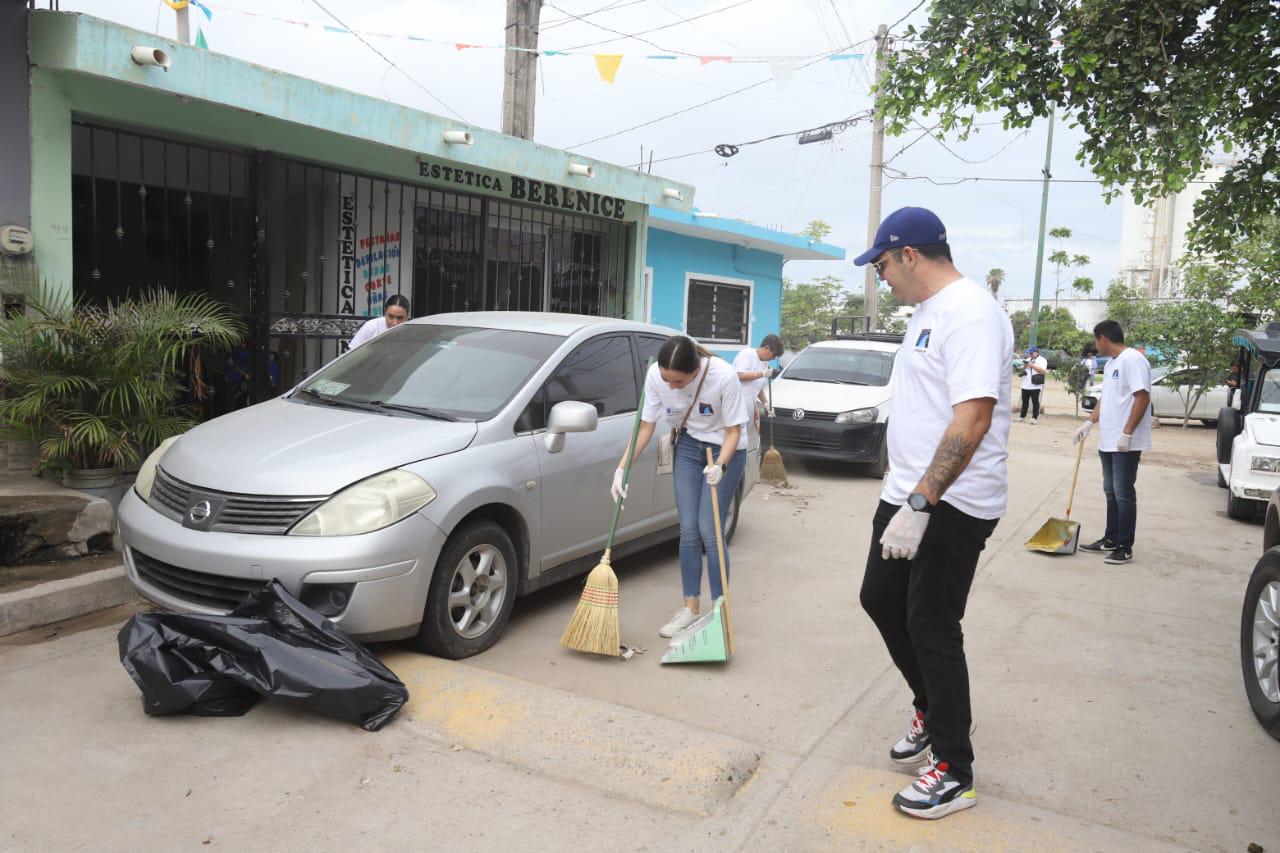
top-left (1117, 159), bottom-right (1234, 298)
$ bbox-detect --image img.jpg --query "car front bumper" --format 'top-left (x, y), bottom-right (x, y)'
top-left (767, 419), bottom-right (886, 462)
top-left (117, 488), bottom-right (448, 641)
top-left (1229, 465), bottom-right (1280, 503)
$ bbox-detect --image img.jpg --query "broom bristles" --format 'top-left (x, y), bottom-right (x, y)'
top-left (559, 555), bottom-right (620, 656)
top-left (761, 447), bottom-right (789, 487)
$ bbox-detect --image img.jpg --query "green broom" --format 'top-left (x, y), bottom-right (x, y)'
top-left (560, 365), bottom-right (651, 657)
top-left (760, 373), bottom-right (789, 487)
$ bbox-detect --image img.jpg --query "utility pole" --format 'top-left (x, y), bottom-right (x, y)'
top-left (862, 24), bottom-right (889, 333)
top-left (501, 0), bottom-right (543, 139)
top-left (1028, 107), bottom-right (1055, 348)
top-left (174, 2), bottom-right (190, 44)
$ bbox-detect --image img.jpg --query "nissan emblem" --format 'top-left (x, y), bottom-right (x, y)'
top-left (188, 499), bottom-right (213, 524)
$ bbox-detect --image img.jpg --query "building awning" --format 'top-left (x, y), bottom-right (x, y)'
top-left (648, 207), bottom-right (845, 261)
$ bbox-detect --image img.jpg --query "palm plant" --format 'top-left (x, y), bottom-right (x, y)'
top-left (0, 291), bottom-right (244, 477)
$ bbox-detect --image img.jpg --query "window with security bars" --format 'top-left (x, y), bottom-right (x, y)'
top-left (686, 279), bottom-right (750, 345)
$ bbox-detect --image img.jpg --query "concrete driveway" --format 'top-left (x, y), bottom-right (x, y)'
top-left (1, 413), bottom-right (1275, 851)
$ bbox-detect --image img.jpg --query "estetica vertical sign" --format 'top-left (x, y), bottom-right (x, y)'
top-left (339, 194), bottom-right (357, 316)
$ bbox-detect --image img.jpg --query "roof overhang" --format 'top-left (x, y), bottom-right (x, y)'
top-left (648, 207), bottom-right (845, 261)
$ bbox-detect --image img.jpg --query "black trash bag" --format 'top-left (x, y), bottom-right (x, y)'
top-left (118, 579), bottom-right (408, 731)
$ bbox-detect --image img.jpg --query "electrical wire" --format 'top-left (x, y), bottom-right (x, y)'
top-left (541, 0), bottom-right (645, 31)
top-left (887, 0), bottom-right (928, 33)
top-left (630, 110), bottom-right (873, 167)
top-left (566, 39), bottom-right (873, 150)
top-left (546, 0), bottom-right (757, 55)
top-left (308, 0), bottom-right (466, 121)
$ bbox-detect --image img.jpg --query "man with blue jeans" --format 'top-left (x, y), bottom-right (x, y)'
top-left (1074, 319), bottom-right (1152, 564)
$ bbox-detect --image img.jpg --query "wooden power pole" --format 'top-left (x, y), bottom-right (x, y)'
top-left (501, 0), bottom-right (543, 139)
top-left (862, 24), bottom-right (889, 332)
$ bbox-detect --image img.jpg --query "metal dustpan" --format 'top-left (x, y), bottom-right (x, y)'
top-left (661, 597), bottom-right (730, 664)
top-left (1026, 439), bottom-right (1085, 555)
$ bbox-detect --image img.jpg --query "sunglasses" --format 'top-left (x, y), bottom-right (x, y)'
top-left (872, 248), bottom-right (905, 278)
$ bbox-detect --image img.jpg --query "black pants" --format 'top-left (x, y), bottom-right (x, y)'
top-left (859, 500), bottom-right (999, 784)
top-left (1019, 388), bottom-right (1041, 418)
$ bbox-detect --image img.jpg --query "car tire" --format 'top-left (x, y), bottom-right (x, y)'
top-left (1217, 407), bottom-right (1242, 465)
top-left (1217, 466), bottom-right (1228, 489)
top-left (1227, 482), bottom-right (1257, 520)
top-left (1240, 548), bottom-right (1280, 741)
top-left (868, 432), bottom-right (889, 479)
top-left (1200, 419), bottom-right (1218, 428)
top-left (414, 520), bottom-right (518, 660)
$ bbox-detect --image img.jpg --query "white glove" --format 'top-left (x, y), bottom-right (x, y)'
top-left (1116, 433), bottom-right (1132, 453)
top-left (703, 464), bottom-right (724, 487)
top-left (610, 468), bottom-right (628, 503)
top-left (880, 504), bottom-right (932, 561)
top-left (766, 407), bottom-right (776, 419)
top-left (1073, 420), bottom-right (1094, 445)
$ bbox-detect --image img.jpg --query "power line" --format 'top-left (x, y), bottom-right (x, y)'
top-left (541, 0), bottom-right (645, 31)
top-left (887, 0), bottom-right (928, 33)
top-left (635, 111), bottom-right (873, 167)
top-left (567, 40), bottom-right (873, 150)
top-left (308, 0), bottom-right (466, 121)
top-left (548, 0), bottom-right (757, 54)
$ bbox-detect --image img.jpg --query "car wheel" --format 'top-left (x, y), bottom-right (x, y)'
top-left (1227, 481), bottom-right (1257, 520)
top-left (723, 484), bottom-right (742, 545)
top-left (868, 432), bottom-right (889, 479)
top-left (1201, 419), bottom-right (1218, 428)
top-left (414, 520), bottom-right (518, 659)
top-left (1217, 465), bottom-right (1228, 489)
top-left (1240, 549), bottom-right (1280, 740)
top-left (1217, 407), bottom-right (1242, 465)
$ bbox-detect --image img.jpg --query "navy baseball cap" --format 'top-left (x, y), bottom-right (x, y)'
top-left (853, 206), bottom-right (949, 266)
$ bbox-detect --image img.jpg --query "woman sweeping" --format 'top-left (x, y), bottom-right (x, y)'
top-left (610, 335), bottom-right (749, 638)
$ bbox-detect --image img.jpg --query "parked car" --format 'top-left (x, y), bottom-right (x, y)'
top-left (118, 313), bottom-right (760, 659)
top-left (1217, 325), bottom-right (1280, 520)
top-left (1241, 486), bottom-right (1280, 740)
top-left (766, 333), bottom-right (901, 475)
top-left (1081, 366), bottom-right (1229, 424)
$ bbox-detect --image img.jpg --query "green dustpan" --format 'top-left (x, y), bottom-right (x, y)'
top-left (661, 597), bottom-right (729, 664)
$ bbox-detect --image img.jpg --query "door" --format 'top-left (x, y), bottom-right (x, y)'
top-left (636, 334), bottom-right (679, 527)
top-left (533, 334), bottom-right (654, 571)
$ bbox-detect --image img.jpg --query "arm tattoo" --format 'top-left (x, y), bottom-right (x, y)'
top-left (923, 430), bottom-right (975, 500)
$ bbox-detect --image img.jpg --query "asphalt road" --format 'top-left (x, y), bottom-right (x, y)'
top-left (2, 410), bottom-right (1275, 851)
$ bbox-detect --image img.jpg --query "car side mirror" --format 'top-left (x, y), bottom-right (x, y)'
top-left (770, 367), bottom-right (782, 379)
top-left (545, 400), bottom-right (598, 453)
top-left (1081, 396), bottom-right (1097, 412)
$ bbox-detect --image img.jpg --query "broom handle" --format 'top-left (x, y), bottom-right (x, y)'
top-left (604, 360), bottom-right (654, 556)
top-left (705, 447), bottom-right (735, 654)
top-left (766, 373), bottom-right (775, 447)
top-left (1064, 436), bottom-right (1086, 519)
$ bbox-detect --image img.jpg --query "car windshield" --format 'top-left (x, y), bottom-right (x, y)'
top-left (783, 347), bottom-right (895, 386)
top-left (295, 324), bottom-right (565, 420)
top-left (1258, 370), bottom-right (1280, 414)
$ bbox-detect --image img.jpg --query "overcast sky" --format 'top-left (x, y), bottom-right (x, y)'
top-left (60, 0), bottom-right (1123, 300)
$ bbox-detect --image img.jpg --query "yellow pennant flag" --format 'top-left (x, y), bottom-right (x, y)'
top-left (594, 54), bottom-right (623, 84)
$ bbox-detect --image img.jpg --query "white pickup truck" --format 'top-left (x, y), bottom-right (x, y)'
top-left (1216, 325), bottom-right (1280, 520)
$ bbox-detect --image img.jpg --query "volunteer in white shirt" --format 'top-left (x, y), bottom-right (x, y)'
top-left (348, 295), bottom-right (410, 350)
top-left (1072, 319), bottom-right (1152, 565)
top-left (610, 335), bottom-right (749, 638)
top-left (852, 206), bottom-right (1012, 821)
top-left (1017, 345), bottom-right (1048, 424)
top-left (732, 334), bottom-right (784, 429)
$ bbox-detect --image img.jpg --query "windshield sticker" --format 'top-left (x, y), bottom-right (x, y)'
top-left (309, 380), bottom-right (350, 395)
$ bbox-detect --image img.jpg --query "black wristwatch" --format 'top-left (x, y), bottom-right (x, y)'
top-left (907, 492), bottom-right (934, 513)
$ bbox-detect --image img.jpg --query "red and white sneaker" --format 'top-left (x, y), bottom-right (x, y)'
top-left (889, 708), bottom-right (931, 766)
top-left (893, 751), bottom-right (976, 820)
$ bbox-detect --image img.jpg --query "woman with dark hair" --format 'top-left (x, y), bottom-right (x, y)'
top-left (348, 295), bottom-right (410, 350)
top-left (611, 335), bottom-right (750, 637)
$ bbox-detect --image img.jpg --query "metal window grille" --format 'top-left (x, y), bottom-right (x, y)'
top-left (686, 279), bottom-right (750, 345)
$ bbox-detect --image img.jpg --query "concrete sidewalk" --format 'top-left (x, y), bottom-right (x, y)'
top-left (1, 414), bottom-right (1275, 851)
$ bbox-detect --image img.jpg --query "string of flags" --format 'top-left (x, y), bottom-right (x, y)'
top-left (198, 3), bottom-right (865, 85)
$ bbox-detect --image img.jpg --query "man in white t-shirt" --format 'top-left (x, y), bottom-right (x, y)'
top-left (1073, 320), bottom-right (1152, 565)
top-left (732, 334), bottom-right (784, 429)
top-left (852, 206), bottom-right (1012, 820)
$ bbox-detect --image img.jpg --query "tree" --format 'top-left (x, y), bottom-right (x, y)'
top-left (1046, 227), bottom-right (1092, 315)
top-left (986, 267), bottom-right (1005, 296)
top-left (877, 2), bottom-right (1279, 260)
top-left (800, 219), bottom-right (832, 242)
top-left (1010, 306), bottom-right (1090, 356)
top-left (781, 273), bottom-right (845, 351)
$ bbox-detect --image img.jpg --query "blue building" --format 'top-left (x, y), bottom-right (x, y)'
top-left (644, 208), bottom-right (845, 358)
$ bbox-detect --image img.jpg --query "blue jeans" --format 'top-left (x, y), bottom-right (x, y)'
top-left (673, 433), bottom-right (747, 600)
top-left (1099, 451), bottom-right (1142, 548)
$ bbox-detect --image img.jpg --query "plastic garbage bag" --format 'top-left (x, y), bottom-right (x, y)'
top-left (118, 579), bottom-right (408, 731)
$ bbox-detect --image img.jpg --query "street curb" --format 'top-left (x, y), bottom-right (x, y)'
top-left (0, 564), bottom-right (136, 637)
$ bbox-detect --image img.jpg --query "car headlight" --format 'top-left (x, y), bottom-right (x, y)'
top-left (1251, 456), bottom-right (1280, 473)
top-left (289, 470), bottom-right (437, 536)
top-left (835, 407), bottom-right (878, 425)
top-left (134, 435), bottom-right (181, 504)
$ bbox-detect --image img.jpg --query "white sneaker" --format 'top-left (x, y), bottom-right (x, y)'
top-left (1030, 418), bottom-right (1038, 426)
top-left (659, 607), bottom-right (699, 638)
top-left (1016, 416), bottom-right (1025, 423)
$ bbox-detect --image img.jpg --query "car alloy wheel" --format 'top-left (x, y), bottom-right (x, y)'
top-left (449, 544), bottom-right (509, 640)
top-left (1252, 580), bottom-right (1280, 703)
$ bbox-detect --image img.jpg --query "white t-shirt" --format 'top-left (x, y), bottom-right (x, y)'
top-left (882, 277), bottom-right (1013, 520)
top-left (1099, 347), bottom-right (1153, 452)
top-left (1020, 355), bottom-right (1048, 391)
top-left (642, 356), bottom-right (749, 446)
top-left (349, 316), bottom-right (390, 350)
top-left (732, 347), bottom-right (768, 407)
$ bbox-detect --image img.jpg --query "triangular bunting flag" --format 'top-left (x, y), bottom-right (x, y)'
top-left (828, 53), bottom-right (865, 61)
top-left (190, 0), bottom-right (212, 21)
top-left (594, 54), bottom-right (623, 84)
top-left (162, 0), bottom-right (189, 10)
top-left (699, 56), bottom-right (732, 65)
top-left (768, 58), bottom-right (796, 90)
top-left (195, 27), bottom-right (208, 49)
top-left (455, 43), bottom-right (478, 51)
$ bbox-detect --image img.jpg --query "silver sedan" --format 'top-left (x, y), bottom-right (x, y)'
top-left (119, 313), bottom-right (759, 658)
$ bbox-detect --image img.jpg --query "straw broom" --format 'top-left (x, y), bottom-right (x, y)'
top-left (560, 367), bottom-right (651, 656)
top-left (760, 373), bottom-right (789, 487)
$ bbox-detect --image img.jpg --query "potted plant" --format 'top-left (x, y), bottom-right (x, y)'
top-left (0, 291), bottom-right (243, 500)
